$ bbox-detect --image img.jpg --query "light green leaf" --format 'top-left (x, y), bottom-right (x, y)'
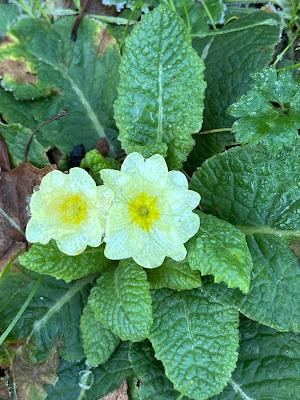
top-left (150, 289), bottom-right (239, 400)
top-left (80, 149), bottom-right (120, 185)
top-left (0, 17), bottom-right (121, 156)
top-left (80, 304), bottom-right (120, 367)
top-left (0, 123), bottom-right (49, 167)
top-left (19, 241), bottom-right (113, 283)
top-left (114, 5), bottom-right (206, 169)
top-left (191, 142), bottom-right (300, 332)
top-left (187, 11), bottom-right (281, 168)
top-left (187, 212), bottom-right (253, 294)
top-left (89, 260), bottom-right (153, 342)
top-left (129, 340), bottom-right (189, 400)
top-left (147, 258), bottom-right (201, 291)
top-left (46, 342), bottom-right (132, 400)
top-left (229, 68), bottom-right (300, 147)
top-left (213, 317), bottom-right (300, 400)
top-left (0, 267), bottom-right (91, 362)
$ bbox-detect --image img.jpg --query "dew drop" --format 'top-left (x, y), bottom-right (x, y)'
top-left (78, 369), bottom-right (94, 390)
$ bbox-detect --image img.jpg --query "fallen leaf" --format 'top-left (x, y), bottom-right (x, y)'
top-left (14, 349), bottom-right (59, 400)
top-left (0, 378), bottom-right (10, 400)
top-left (101, 380), bottom-right (128, 400)
top-left (0, 162), bottom-right (55, 270)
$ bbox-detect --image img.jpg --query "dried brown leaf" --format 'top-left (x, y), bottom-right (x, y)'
top-left (101, 380), bottom-right (128, 400)
top-left (0, 162), bottom-right (55, 270)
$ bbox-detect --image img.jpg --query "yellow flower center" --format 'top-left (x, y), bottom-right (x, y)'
top-left (129, 192), bottom-right (160, 231)
top-left (59, 194), bottom-right (88, 225)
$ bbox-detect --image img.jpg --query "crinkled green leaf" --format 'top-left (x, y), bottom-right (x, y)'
top-left (0, 267), bottom-right (91, 362)
top-left (129, 340), bottom-right (189, 400)
top-left (80, 304), bottom-right (120, 368)
top-left (213, 317), bottom-right (300, 400)
top-left (150, 289), bottom-right (239, 400)
top-left (229, 68), bottom-right (300, 147)
top-left (89, 260), bottom-right (153, 342)
top-left (80, 149), bottom-right (120, 185)
top-left (191, 142), bottom-right (300, 332)
top-left (187, 212), bottom-right (253, 294)
top-left (19, 241), bottom-right (113, 283)
top-left (0, 17), bottom-right (121, 156)
top-left (147, 258), bottom-right (201, 291)
top-left (46, 342), bottom-right (132, 400)
top-left (0, 123), bottom-right (49, 167)
top-left (114, 5), bottom-right (206, 169)
top-left (187, 11), bottom-right (281, 168)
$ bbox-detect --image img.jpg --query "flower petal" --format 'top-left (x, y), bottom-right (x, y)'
top-left (25, 219), bottom-right (52, 245)
top-left (68, 167), bottom-right (97, 197)
top-left (167, 170), bottom-right (188, 189)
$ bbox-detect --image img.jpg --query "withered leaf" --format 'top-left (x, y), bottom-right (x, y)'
top-left (101, 381), bottom-right (128, 400)
top-left (0, 162), bottom-right (55, 270)
top-left (14, 349), bottom-right (59, 400)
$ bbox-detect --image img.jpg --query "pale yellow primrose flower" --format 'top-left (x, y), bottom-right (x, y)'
top-left (26, 168), bottom-right (113, 256)
top-left (101, 153), bottom-right (200, 268)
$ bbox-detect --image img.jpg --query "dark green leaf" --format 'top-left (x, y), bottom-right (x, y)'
top-left (0, 267), bottom-right (91, 362)
top-left (229, 68), bottom-right (300, 147)
top-left (80, 304), bottom-right (120, 367)
top-left (213, 317), bottom-right (300, 400)
top-left (187, 11), bottom-right (281, 168)
top-left (0, 17), bottom-right (121, 156)
top-left (0, 123), bottom-right (49, 167)
top-left (191, 142), bottom-right (300, 332)
top-left (129, 340), bottom-right (189, 400)
top-left (46, 342), bottom-right (132, 400)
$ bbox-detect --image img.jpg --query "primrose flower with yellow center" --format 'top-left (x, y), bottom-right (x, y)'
top-left (26, 168), bottom-right (113, 256)
top-left (101, 153), bottom-right (200, 268)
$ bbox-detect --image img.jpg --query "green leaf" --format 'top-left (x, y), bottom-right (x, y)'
top-left (213, 317), bottom-right (300, 400)
top-left (187, 212), bottom-right (253, 294)
top-left (114, 5), bottom-right (206, 169)
top-left (0, 123), bottom-right (49, 167)
top-left (187, 11), bottom-right (281, 168)
top-left (150, 289), bottom-right (239, 400)
top-left (46, 342), bottom-right (132, 400)
top-left (129, 340), bottom-right (189, 400)
top-left (80, 149), bottom-right (120, 185)
top-left (191, 142), bottom-right (300, 332)
top-left (0, 267), bottom-right (91, 362)
top-left (0, 16), bottom-right (121, 156)
top-left (229, 68), bottom-right (300, 147)
top-left (89, 260), bottom-right (153, 342)
top-left (147, 258), bottom-right (201, 291)
top-left (0, 4), bottom-right (21, 38)
top-left (80, 304), bottom-right (120, 367)
top-left (19, 241), bottom-right (113, 283)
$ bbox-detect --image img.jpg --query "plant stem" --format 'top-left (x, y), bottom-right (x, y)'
top-left (198, 128), bottom-right (232, 134)
top-left (0, 278), bottom-right (41, 347)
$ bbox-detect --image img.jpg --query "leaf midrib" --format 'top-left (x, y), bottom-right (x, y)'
top-left (237, 225), bottom-right (300, 238)
top-left (27, 275), bottom-right (91, 341)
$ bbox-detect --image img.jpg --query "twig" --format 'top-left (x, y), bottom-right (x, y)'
top-left (23, 110), bottom-right (69, 163)
top-left (71, 0), bottom-right (91, 41)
